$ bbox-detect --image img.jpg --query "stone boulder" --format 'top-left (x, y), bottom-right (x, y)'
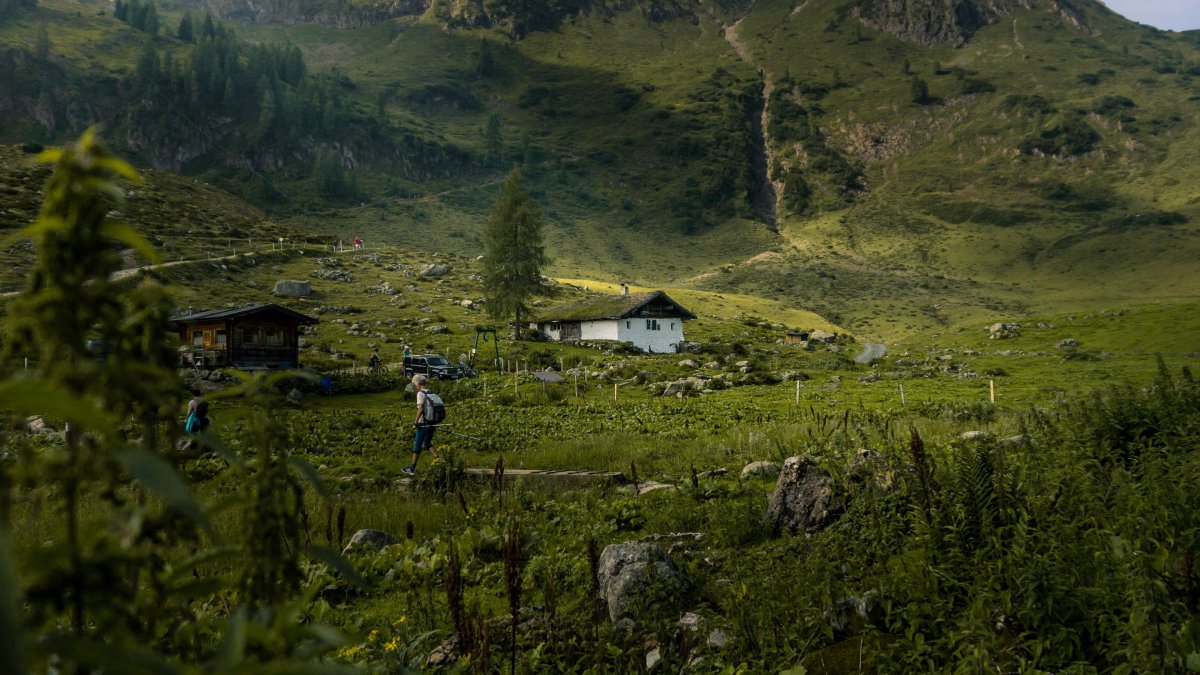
top-left (597, 542), bottom-right (693, 622)
top-left (810, 329), bottom-right (837, 344)
top-left (420, 264), bottom-right (450, 277)
top-left (287, 388), bottom-right (304, 402)
top-left (765, 456), bottom-right (843, 535)
top-left (848, 449), bottom-right (908, 494)
top-left (988, 323), bottom-right (1021, 339)
top-left (679, 359), bottom-right (697, 369)
top-left (274, 279), bottom-right (312, 297)
top-left (740, 461), bottom-right (780, 479)
top-left (341, 529), bottom-right (396, 556)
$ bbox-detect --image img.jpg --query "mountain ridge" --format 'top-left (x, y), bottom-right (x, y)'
top-left (1, 0), bottom-right (1197, 336)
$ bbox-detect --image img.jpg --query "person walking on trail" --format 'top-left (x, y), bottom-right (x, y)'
top-left (185, 388), bottom-right (209, 434)
top-left (403, 374), bottom-right (442, 475)
top-left (369, 348), bottom-right (381, 371)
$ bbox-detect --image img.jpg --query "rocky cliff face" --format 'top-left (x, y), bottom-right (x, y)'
top-left (194, 0), bottom-right (426, 28)
top-left (851, 0), bottom-right (1091, 46)
top-left (187, 0), bottom-right (745, 35)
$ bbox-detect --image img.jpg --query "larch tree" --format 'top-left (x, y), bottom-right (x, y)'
top-left (483, 169), bottom-right (547, 340)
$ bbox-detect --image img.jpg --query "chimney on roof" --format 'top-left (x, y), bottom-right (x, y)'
top-left (620, 283), bottom-right (629, 296)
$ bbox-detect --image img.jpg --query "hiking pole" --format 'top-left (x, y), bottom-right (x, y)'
top-left (424, 424), bottom-right (484, 442)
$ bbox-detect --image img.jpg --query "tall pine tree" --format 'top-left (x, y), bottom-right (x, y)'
top-left (483, 169), bottom-right (547, 340)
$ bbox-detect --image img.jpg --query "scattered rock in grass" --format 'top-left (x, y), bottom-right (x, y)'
top-left (735, 360), bottom-right (751, 369)
top-left (598, 541), bottom-right (694, 621)
top-left (988, 322), bottom-right (1021, 339)
top-left (645, 647), bottom-right (662, 670)
top-left (810, 329), bottom-right (837, 344)
top-left (312, 269), bottom-right (353, 282)
top-left (631, 481), bottom-right (676, 496)
top-left (708, 628), bottom-right (729, 649)
top-left (287, 388), bottom-right (304, 402)
top-left (959, 430), bottom-right (990, 441)
top-left (428, 325), bottom-right (449, 334)
top-left (741, 461), bottom-right (780, 479)
top-left (1058, 338), bottom-right (1079, 348)
top-left (679, 359), bottom-right (697, 368)
top-left (341, 529), bottom-right (395, 556)
top-left (997, 434), bottom-right (1028, 449)
top-left (640, 532), bottom-right (703, 554)
top-left (848, 449), bottom-right (908, 493)
top-left (704, 361), bottom-right (721, 369)
top-left (765, 456), bottom-right (843, 536)
top-left (420, 263), bottom-right (450, 277)
top-left (273, 279), bottom-right (311, 297)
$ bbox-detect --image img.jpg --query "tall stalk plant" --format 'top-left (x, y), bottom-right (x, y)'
top-left (0, 130), bottom-right (351, 672)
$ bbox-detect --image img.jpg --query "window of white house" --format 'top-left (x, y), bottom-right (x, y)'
top-left (192, 330), bottom-right (204, 346)
top-left (216, 330), bottom-right (227, 346)
top-left (646, 319), bottom-right (659, 330)
top-left (671, 322), bottom-right (675, 330)
top-left (646, 319), bottom-right (651, 330)
top-left (626, 321), bottom-right (631, 329)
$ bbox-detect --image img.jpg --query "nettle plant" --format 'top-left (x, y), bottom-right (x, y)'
top-left (0, 130), bottom-right (354, 673)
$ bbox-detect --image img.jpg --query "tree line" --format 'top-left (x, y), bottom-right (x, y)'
top-left (0, 0), bottom-right (35, 26)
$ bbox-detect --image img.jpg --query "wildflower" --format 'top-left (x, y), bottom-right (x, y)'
top-left (384, 637), bottom-right (401, 653)
top-left (367, 629), bottom-right (379, 643)
top-left (393, 615), bottom-right (408, 628)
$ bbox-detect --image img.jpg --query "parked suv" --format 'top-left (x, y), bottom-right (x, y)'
top-left (403, 354), bottom-right (462, 380)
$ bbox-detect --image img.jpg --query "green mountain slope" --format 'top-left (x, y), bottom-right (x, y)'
top-left (1, 0), bottom-right (1197, 336)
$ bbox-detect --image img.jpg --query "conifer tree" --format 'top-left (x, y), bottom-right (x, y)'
top-left (484, 114), bottom-right (502, 166)
top-left (482, 170), bottom-right (547, 340)
top-left (177, 12), bottom-right (193, 42)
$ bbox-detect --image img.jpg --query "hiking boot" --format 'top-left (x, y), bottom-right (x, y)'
top-left (401, 467), bottom-right (415, 476)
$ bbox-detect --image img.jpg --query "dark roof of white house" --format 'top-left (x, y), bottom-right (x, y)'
top-left (538, 291), bottom-right (696, 322)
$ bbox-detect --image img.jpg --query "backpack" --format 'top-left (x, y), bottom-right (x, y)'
top-left (186, 400), bottom-right (209, 434)
top-left (422, 391), bottom-right (446, 425)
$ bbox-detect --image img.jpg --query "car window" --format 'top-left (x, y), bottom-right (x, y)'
top-left (428, 356), bottom-right (449, 366)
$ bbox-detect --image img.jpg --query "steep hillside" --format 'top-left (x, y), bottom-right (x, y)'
top-left (1, 0), bottom-right (1197, 336)
top-left (0, 143), bottom-right (306, 292)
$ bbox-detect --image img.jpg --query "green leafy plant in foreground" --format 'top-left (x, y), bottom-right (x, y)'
top-left (0, 130), bottom-right (354, 673)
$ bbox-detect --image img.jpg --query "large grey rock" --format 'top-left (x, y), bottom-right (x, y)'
top-left (988, 322), bottom-right (1021, 339)
top-left (740, 461), bottom-right (781, 479)
top-left (287, 388), bottom-right (304, 402)
top-left (809, 329), bottom-right (837, 344)
top-left (662, 381), bottom-right (686, 397)
top-left (341, 529), bottom-right (395, 556)
top-left (597, 542), bottom-right (693, 622)
top-left (273, 279), bottom-right (312, 297)
top-left (765, 456), bottom-right (843, 535)
top-left (420, 264), bottom-right (450, 277)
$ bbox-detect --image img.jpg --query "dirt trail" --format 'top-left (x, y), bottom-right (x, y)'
top-left (722, 10), bottom-right (781, 227)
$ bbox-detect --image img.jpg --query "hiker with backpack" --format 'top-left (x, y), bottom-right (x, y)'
top-left (185, 388), bottom-right (210, 434)
top-left (403, 374), bottom-right (444, 475)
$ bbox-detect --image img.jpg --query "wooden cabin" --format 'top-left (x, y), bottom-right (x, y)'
top-left (170, 303), bottom-right (318, 370)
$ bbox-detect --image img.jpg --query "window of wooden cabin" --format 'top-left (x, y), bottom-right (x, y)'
top-left (216, 330), bottom-right (227, 346)
top-left (240, 327), bottom-right (260, 346)
top-left (265, 328), bottom-right (280, 346)
top-left (192, 330), bottom-right (204, 347)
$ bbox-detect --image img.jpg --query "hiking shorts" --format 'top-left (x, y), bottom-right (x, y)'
top-left (412, 425), bottom-right (436, 454)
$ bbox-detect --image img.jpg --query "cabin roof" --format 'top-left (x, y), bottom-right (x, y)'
top-left (538, 291), bottom-right (696, 322)
top-left (170, 303), bottom-right (319, 325)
